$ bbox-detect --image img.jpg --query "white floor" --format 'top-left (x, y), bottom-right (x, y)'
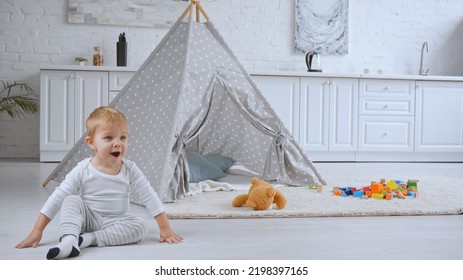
top-left (0, 159), bottom-right (462, 260)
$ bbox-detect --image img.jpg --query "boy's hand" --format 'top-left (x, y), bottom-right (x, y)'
top-left (15, 229), bottom-right (42, 249)
top-left (155, 212), bottom-right (183, 244)
top-left (159, 227), bottom-right (183, 244)
top-left (15, 213), bottom-right (50, 249)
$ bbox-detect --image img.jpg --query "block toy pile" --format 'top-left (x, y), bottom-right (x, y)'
top-left (332, 179), bottom-right (419, 200)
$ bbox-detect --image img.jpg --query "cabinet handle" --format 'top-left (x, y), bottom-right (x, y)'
top-left (384, 86), bottom-right (390, 91)
top-left (383, 131), bottom-right (389, 136)
top-left (416, 84), bottom-right (422, 88)
top-left (384, 104), bottom-right (389, 109)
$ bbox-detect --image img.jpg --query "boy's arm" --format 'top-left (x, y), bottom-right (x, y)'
top-left (155, 212), bottom-right (183, 244)
top-left (15, 213), bottom-right (51, 249)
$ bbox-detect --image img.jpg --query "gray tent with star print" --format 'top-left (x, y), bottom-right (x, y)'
top-left (43, 2), bottom-right (326, 202)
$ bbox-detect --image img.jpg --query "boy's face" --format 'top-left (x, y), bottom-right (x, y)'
top-left (85, 124), bottom-right (128, 164)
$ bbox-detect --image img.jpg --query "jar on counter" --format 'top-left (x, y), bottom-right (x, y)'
top-left (93, 46), bottom-right (104, 66)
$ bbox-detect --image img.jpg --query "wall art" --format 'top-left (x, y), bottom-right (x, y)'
top-left (67, 0), bottom-right (190, 28)
top-left (295, 0), bottom-right (349, 55)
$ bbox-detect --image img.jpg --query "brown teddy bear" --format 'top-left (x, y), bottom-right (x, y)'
top-left (232, 177), bottom-right (287, 210)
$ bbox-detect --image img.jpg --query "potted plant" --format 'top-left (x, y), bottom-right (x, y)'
top-left (0, 81), bottom-right (39, 119)
top-left (74, 56), bottom-right (88, 66)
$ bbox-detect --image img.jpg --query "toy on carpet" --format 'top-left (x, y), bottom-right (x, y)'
top-left (333, 179), bottom-right (419, 200)
top-left (232, 177), bottom-right (287, 210)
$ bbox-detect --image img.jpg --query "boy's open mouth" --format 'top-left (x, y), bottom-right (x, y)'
top-left (111, 152), bottom-right (121, 157)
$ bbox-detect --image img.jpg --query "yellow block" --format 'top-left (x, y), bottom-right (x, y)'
top-left (371, 193), bottom-right (384, 199)
top-left (386, 180), bottom-right (398, 190)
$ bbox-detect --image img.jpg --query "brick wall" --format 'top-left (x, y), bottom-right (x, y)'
top-left (1, 0), bottom-right (462, 158)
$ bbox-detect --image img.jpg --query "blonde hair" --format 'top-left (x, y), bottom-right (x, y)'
top-left (86, 106), bottom-right (128, 137)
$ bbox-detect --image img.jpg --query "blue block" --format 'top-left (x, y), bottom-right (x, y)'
top-left (408, 191), bottom-right (415, 197)
top-left (353, 191), bottom-right (365, 197)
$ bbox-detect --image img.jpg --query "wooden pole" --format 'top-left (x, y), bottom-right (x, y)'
top-left (196, 1), bottom-right (210, 21)
top-left (178, 1), bottom-right (194, 22)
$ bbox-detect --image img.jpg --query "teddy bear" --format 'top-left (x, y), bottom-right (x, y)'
top-left (232, 177), bottom-right (287, 210)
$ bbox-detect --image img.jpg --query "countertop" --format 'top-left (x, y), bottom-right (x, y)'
top-left (40, 65), bottom-right (463, 82)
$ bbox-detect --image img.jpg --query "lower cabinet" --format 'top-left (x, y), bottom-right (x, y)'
top-left (253, 75), bottom-right (463, 162)
top-left (40, 69), bottom-right (463, 162)
top-left (415, 81), bottom-right (463, 152)
top-left (252, 75), bottom-right (358, 157)
top-left (40, 70), bottom-right (108, 161)
top-left (299, 77), bottom-right (358, 152)
top-left (40, 69), bottom-right (134, 162)
top-left (358, 79), bottom-right (415, 152)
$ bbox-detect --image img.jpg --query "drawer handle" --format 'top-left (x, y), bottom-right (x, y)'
top-left (383, 131), bottom-right (389, 136)
top-left (384, 86), bottom-right (390, 91)
top-left (383, 104), bottom-right (389, 109)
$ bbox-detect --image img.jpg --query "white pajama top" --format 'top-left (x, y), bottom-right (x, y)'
top-left (41, 158), bottom-right (164, 219)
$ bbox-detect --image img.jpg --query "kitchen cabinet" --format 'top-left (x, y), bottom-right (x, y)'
top-left (415, 81), bottom-right (463, 152)
top-left (40, 70), bottom-right (109, 161)
top-left (251, 75), bottom-right (300, 138)
top-left (40, 67), bottom-right (463, 162)
top-left (109, 71), bottom-right (134, 103)
top-left (299, 77), bottom-right (358, 152)
top-left (358, 79), bottom-right (415, 151)
top-left (252, 76), bottom-right (358, 155)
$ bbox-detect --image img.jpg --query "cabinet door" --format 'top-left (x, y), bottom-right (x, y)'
top-left (74, 71), bottom-right (109, 141)
top-left (329, 78), bottom-right (358, 151)
top-left (40, 71), bottom-right (74, 154)
top-left (299, 77), bottom-right (329, 151)
top-left (251, 75), bottom-right (300, 138)
top-left (415, 81), bottom-right (463, 152)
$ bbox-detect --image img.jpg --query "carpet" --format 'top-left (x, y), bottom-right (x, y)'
top-left (163, 174), bottom-right (463, 219)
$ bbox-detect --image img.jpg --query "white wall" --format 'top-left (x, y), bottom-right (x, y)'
top-left (1, 0), bottom-right (463, 158)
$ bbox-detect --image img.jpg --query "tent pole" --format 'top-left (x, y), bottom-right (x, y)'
top-left (42, 178), bottom-right (50, 187)
top-left (195, 1), bottom-right (200, 22)
top-left (178, 1), bottom-right (194, 22)
top-left (196, 1), bottom-right (210, 21)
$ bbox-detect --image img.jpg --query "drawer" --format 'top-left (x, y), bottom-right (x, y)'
top-left (109, 71), bottom-right (134, 91)
top-left (359, 98), bottom-right (414, 115)
top-left (360, 79), bottom-right (414, 98)
top-left (358, 116), bottom-right (414, 151)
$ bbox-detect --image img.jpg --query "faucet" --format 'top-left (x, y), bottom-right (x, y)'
top-left (419, 41), bottom-right (429, 76)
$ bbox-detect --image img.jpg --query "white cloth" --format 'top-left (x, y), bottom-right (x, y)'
top-left (185, 180), bottom-right (235, 197)
top-left (41, 158), bottom-right (164, 220)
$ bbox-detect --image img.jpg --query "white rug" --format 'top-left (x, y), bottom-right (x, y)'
top-left (163, 174), bottom-right (463, 219)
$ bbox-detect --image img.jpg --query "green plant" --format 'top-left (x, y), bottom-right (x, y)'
top-left (0, 81), bottom-right (39, 119)
top-left (74, 57), bottom-right (88, 62)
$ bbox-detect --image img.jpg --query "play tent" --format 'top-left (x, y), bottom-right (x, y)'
top-left (44, 0), bottom-right (326, 202)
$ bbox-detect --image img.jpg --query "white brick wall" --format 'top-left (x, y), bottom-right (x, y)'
top-left (1, 0), bottom-right (463, 158)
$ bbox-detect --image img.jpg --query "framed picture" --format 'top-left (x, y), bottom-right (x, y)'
top-left (67, 0), bottom-right (190, 28)
top-left (295, 0), bottom-right (349, 55)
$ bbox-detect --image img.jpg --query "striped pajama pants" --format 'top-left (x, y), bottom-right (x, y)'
top-left (58, 195), bottom-right (148, 247)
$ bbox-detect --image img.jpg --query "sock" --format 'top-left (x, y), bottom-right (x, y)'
top-left (46, 235), bottom-right (80, 260)
top-left (78, 233), bottom-right (96, 249)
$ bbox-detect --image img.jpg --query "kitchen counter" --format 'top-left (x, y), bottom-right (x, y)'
top-left (40, 64), bottom-right (140, 72)
top-left (40, 65), bottom-right (463, 82)
top-left (250, 70), bottom-right (463, 82)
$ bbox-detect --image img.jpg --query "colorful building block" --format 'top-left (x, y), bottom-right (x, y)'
top-left (370, 182), bottom-right (383, 193)
top-left (386, 180), bottom-right (398, 190)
